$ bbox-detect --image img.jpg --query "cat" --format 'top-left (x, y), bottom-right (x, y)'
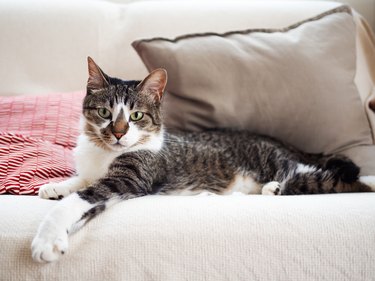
top-left (31, 57), bottom-right (375, 263)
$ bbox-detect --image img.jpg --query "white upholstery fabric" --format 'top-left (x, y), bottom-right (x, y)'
top-left (1, 1), bottom-right (375, 280)
top-left (0, 0), bottom-right (342, 96)
top-left (1, 194), bottom-right (375, 280)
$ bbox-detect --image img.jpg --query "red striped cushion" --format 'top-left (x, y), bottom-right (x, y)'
top-left (0, 92), bottom-right (85, 195)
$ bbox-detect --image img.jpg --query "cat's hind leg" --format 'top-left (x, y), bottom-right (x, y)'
top-left (261, 181), bottom-right (282, 195)
top-left (280, 169), bottom-right (329, 195)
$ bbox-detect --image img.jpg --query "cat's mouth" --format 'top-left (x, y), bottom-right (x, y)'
top-left (111, 142), bottom-right (126, 148)
top-left (102, 135), bottom-right (141, 152)
top-left (104, 141), bottom-right (127, 151)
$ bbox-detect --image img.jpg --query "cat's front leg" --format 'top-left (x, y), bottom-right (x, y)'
top-left (32, 177), bottom-right (147, 262)
top-left (32, 193), bottom-right (92, 262)
top-left (32, 151), bottom-right (156, 262)
top-left (39, 176), bottom-right (89, 200)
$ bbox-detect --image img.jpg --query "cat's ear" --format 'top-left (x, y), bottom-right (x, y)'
top-left (136, 69), bottom-right (167, 102)
top-left (87, 56), bottom-right (109, 94)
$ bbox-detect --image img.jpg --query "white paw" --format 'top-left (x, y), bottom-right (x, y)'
top-left (31, 229), bottom-right (68, 263)
top-left (39, 183), bottom-right (73, 200)
top-left (262, 181), bottom-right (282, 195)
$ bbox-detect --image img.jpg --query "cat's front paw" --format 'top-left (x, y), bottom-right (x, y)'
top-left (31, 229), bottom-right (68, 263)
top-left (262, 181), bottom-right (282, 195)
top-left (39, 183), bottom-right (72, 200)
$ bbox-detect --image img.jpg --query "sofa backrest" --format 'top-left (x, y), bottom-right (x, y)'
top-left (0, 0), bottom-right (346, 96)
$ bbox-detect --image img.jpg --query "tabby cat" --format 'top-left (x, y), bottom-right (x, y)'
top-left (31, 57), bottom-right (375, 263)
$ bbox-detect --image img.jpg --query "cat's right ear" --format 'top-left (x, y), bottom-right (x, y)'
top-left (87, 56), bottom-right (109, 94)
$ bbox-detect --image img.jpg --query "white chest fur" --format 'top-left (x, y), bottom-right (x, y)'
top-left (73, 134), bottom-right (123, 183)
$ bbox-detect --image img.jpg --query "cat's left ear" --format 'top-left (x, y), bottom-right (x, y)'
top-left (136, 69), bottom-right (167, 102)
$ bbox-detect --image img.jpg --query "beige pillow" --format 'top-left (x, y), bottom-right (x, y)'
top-left (132, 6), bottom-right (372, 156)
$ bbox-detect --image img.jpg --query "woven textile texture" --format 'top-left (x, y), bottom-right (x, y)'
top-left (0, 92), bottom-right (84, 194)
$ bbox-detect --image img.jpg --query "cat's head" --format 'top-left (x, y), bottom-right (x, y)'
top-left (82, 57), bottom-right (167, 152)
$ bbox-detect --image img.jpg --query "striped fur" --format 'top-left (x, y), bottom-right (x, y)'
top-left (32, 58), bottom-right (375, 263)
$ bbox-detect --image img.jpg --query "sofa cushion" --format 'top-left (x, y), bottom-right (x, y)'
top-left (0, 91), bottom-right (84, 149)
top-left (0, 92), bottom-right (84, 194)
top-left (132, 6), bottom-right (373, 157)
top-left (0, 133), bottom-right (75, 195)
top-left (1, 193), bottom-right (375, 280)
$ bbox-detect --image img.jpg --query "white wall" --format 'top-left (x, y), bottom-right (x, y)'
top-left (106, 0), bottom-right (375, 31)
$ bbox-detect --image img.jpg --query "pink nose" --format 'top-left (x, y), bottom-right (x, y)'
top-left (113, 132), bottom-right (124, 140)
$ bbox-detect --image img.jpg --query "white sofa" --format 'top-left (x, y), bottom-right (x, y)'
top-left (1, 1), bottom-right (375, 280)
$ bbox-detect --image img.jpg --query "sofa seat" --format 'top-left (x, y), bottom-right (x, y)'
top-left (1, 193), bottom-right (374, 280)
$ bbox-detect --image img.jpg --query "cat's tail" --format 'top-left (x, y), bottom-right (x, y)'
top-left (280, 170), bottom-right (374, 195)
top-left (317, 154), bottom-right (375, 192)
top-left (279, 155), bottom-right (375, 195)
top-left (301, 153), bottom-right (360, 183)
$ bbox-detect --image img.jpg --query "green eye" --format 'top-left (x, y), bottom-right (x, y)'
top-left (130, 111), bottom-right (144, 122)
top-left (98, 108), bottom-right (111, 119)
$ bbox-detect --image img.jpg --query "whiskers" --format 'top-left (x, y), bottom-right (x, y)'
top-left (83, 130), bottom-right (110, 150)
